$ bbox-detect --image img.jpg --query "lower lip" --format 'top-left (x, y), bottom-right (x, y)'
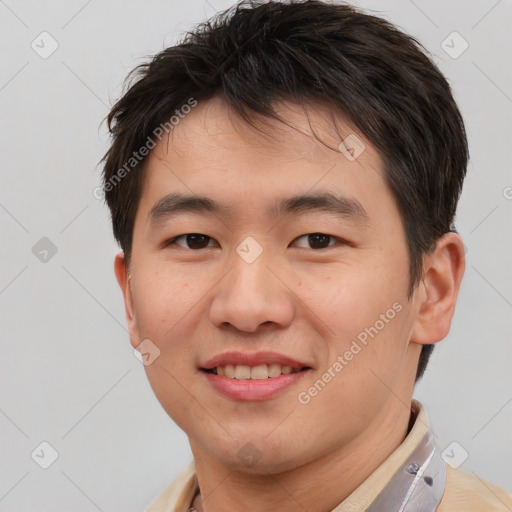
top-left (201, 369), bottom-right (311, 401)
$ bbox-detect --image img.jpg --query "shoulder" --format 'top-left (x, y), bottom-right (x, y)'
top-left (438, 465), bottom-right (512, 511)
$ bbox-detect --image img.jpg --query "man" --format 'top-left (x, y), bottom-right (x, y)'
top-left (101, 1), bottom-right (512, 510)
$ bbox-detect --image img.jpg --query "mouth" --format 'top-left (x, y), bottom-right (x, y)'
top-left (200, 351), bottom-right (313, 401)
top-left (202, 364), bottom-right (311, 379)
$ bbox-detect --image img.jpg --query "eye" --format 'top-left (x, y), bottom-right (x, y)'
top-left (292, 233), bottom-right (342, 250)
top-left (165, 233), bottom-right (217, 250)
top-left (164, 232), bottom-right (348, 251)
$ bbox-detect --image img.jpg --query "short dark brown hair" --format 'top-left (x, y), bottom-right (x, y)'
top-left (101, 0), bottom-right (469, 382)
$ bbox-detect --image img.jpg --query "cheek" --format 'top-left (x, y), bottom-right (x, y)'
top-left (132, 264), bottom-right (205, 330)
top-left (299, 262), bottom-right (412, 380)
top-left (302, 261), bottom-right (406, 330)
top-left (130, 270), bottom-right (205, 427)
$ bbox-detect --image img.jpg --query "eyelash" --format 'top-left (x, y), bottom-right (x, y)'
top-left (164, 233), bottom-right (350, 250)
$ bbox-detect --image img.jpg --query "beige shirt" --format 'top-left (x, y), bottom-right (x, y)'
top-left (145, 400), bottom-right (512, 511)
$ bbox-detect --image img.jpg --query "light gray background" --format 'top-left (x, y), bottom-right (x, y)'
top-left (1, 1), bottom-right (511, 511)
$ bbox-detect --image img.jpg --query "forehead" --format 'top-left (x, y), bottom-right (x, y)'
top-left (157, 96), bottom-right (381, 165)
top-left (137, 96), bottom-right (394, 225)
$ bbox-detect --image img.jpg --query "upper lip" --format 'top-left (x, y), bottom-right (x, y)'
top-left (201, 351), bottom-right (312, 370)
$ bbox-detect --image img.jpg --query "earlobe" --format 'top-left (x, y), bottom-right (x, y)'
top-left (114, 251), bottom-right (139, 347)
top-left (410, 233), bottom-right (466, 346)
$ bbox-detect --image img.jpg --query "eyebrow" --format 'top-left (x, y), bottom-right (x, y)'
top-left (147, 191), bottom-right (369, 228)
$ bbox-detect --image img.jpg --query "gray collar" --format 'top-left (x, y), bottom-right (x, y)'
top-left (366, 428), bottom-right (446, 512)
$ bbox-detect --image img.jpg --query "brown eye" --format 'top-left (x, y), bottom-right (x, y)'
top-left (293, 233), bottom-right (337, 249)
top-left (167, 234), bottom-right (215, 249)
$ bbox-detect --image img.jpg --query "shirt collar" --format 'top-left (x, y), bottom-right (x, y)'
top-left (336, 399), bottom-right (445, 511)
top-left (145, 399), bottom-right (445, 512)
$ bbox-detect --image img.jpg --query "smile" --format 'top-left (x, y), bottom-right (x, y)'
top-left (205, 363), bottom-right (307, 379)
top-left (200, 351), bottom-right (313, 401)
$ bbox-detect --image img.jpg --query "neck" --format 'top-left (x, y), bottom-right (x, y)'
top-left (189, 400), bottom-right (413, 512)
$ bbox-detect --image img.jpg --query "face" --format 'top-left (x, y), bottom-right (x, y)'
top-left (116, 96), bottom-right (427, 474)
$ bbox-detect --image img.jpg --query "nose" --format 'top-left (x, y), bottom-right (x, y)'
top-left (209, 248), bottom-right (295, 333)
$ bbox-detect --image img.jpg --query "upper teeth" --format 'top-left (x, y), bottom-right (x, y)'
top-left (213, 364), bottom-right (301, 379)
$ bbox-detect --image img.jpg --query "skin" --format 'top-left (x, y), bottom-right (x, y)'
top-left (115, 96), bottom-right (465, 512)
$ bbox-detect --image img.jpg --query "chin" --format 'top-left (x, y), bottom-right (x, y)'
top-left (204, 436), bottom-right (314, 476)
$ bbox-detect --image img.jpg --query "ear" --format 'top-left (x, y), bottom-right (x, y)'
top-left (410, 232), bottom-right (466, 346)
top-left (114, 251), bottom-right (139, 349)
